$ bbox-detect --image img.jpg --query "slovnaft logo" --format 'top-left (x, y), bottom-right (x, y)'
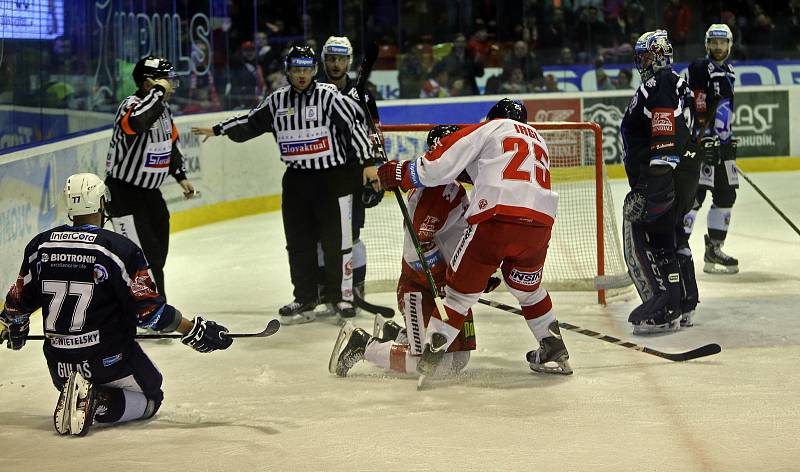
top-left (651, 108), bottom-right (674, 135)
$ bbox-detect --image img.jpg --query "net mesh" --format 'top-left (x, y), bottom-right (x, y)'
top-left (361, 123), bottom-right (630, 297)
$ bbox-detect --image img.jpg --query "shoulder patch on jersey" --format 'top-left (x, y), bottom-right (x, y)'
top-left (707, 62), bottom-right (714, 74)
top-left (93, 264), bottom-right (109, 284)
top-left (645, 77), bottom-right (657, 89)
top-left (651, 107), bottom-right (675, 136)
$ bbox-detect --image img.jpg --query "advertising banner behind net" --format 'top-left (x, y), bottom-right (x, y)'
top-left (582, 90), bottom-right (789, 162)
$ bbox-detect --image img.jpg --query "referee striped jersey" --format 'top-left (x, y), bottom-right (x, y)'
top-left (106, 86), bottom-right (187, 189)
top-left (213, 81), bottom-right (372, 170)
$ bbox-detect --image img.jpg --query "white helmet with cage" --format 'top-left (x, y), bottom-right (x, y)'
top-left (634, 30), bottom-right (673, 82)
top-left (321, 36), bottom-right (353, 70)
top-left (705, 23), bottom-right (733, 62)
top-left (63, 173), bottom-right (110, 219)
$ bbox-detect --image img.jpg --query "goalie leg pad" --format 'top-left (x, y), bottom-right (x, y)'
top-left (624, 220), bottom-right (682, 321)
top-left (623, 219), bottom-right (663, 304)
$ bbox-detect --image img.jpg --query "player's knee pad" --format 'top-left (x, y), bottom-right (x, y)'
top-left (712, 184), bottom-right (736, 208)
top-left (442, 286), bottom-right (481, 315)
top-left (506, 285), bottom-right (548, 311)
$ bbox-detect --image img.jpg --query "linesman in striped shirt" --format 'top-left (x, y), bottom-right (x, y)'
top-left (192, 46), bottom-right (378, 324)
top-left (105, 56), bottom-right (196, 300)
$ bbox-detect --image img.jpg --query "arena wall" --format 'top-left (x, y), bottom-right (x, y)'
top-left (2, 89), bottom-right (799, 292)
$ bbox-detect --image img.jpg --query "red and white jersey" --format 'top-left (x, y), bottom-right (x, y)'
top-left (413, 119), bottom-right (559, 226)
top-left (401, 182), bottom-right (470, 287)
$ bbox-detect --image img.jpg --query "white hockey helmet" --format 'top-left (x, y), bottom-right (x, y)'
top-left (63, 173), bottom-right (110, 219)
top-left (705, 24), bottom-right (733, 62)
top-left (321, 36), bottom-right (353, 69)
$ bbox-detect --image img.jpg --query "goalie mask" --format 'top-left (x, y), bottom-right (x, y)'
top-left (705, 24), bottom-right (733, 63)
top-left (284, 46), bottom-right (318, 91)
top-left (634, 30), bottom-right (673, 82)
top-left (133, 56), bottom-right (179, 89)
top-left (486, 98), bottom-right (528, 124)
top-left (322, 36), bottom-right (353, 81)
top-left (63, 173), bottom-right (111, 224)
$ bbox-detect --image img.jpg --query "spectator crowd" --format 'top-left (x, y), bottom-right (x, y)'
top-left (2, 0), bottom-right (800, 144)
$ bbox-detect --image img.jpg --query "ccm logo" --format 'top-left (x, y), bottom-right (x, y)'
top-left (508, 268), bottom-right (542, 286)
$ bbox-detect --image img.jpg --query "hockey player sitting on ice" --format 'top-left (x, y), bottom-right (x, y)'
top-left (376, 100), bottom-right (572, 375)
top-left (0, 173), bottom-right (233, 436)
top-left (620, 30), bottom-right (700, 334)
top-left (683, 24), bottom-right (740, 275)
top-left (331, 125), bottom-right (496, 378)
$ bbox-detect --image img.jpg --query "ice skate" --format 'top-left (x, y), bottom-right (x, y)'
top-left (703, 235), bottom-right (739, 274)
top-left (415, 332), bottom-right (449, 387)
top-left (629, 292), bottom-right (682, 335)
top-left (527, 322), bottom-right (572, 375)
top-left (53, 371), bottom-right (98, 436)
top-left (329, 321), bottom-right (371, 376)
top-left (373, 315), bottom-right (405, 342)
top-left (631, 307), bottom-right (681, 335)
top-left (680, 310), bottom-right (695, 327)
top-left (334, 301), bottom-right (356, 319)
top-left (278, 300), bottom-right (317, 325)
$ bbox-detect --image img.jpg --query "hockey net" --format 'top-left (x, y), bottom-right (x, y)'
top-left (361, 122), bottom-right (631, 304)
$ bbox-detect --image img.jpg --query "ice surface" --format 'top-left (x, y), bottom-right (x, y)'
top-left (1, 172), bottom-right (799, 471)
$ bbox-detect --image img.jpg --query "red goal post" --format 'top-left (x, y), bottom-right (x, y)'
top-left (363, 122), bottom-right (631, 304)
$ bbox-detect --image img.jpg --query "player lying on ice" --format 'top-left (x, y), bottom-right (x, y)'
top-left (0, 173), bottom-right (233, 437)
top-left (331, 107), bottom-right (573, 378)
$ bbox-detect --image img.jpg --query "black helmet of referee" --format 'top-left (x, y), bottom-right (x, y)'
top-left (284, 45), bottom-right (318, 73)
top-left (132, 56), bottom-right (176, 88)
top-left (487, 98), bottom-right (528, 124)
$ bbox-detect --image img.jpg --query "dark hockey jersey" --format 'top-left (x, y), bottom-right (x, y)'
top-left (338, 77), bottom-right (380, 123)
top-left (687, 58), bottom-right (735, 138)
top-left (620, 68), bottom-right (694, 186)
top-left (687, 58), bottom-right (734, 118)
top-left (3, 224), bottom-right (175, 363)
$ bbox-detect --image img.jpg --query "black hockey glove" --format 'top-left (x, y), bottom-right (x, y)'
top-left (623, 170), bottom-right (675, 224)
top-left (362, 185), bottom-right (384, 208)
top-left (181, 316), bottom-right (233, 353)
top-left (0, 310), bottom-right (30, 350)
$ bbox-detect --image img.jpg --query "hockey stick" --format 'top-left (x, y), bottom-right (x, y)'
top-left (737, 169), bottom-right (800, 238)
top-left (23, 319), bottom-right (281, 341)
top-left (354, 292), bottom-right (395, 318)
top-left (477, 298), bottom-right (721, 362)
top-left (354, 43), bottom-right (447, 323)
top-left (354, 42), bottom-right (448, 390)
